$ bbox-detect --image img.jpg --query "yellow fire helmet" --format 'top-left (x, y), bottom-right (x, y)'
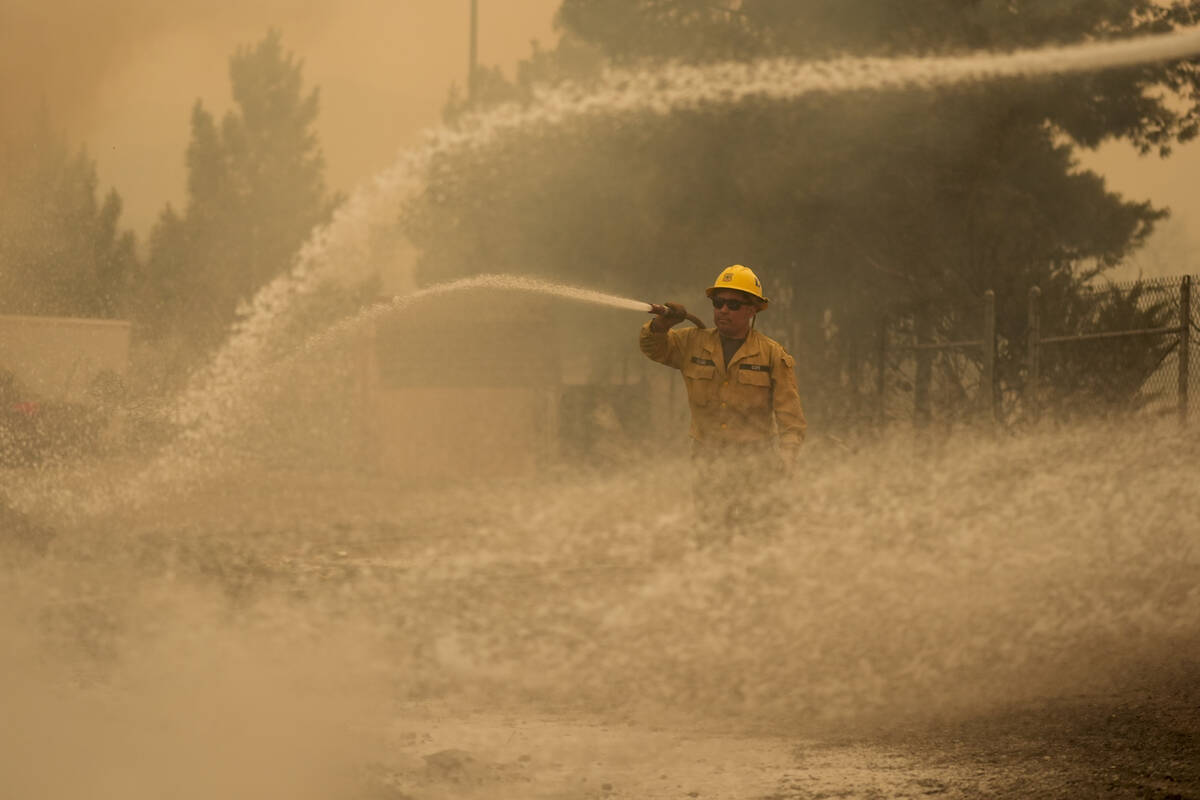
top-left (706, 264), bottom-right (768, 309)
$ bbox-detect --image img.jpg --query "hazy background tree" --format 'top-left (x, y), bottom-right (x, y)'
top-left (140, 29), bottom-right (341, 362)
top-left (0, 112), bottom-right (137, 319)
top-left (405, 0), bottom-right (1199, 429)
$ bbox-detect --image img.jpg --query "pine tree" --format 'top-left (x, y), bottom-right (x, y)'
top-left (142, 29), bottom-right (339, 353)
top-left (0, 111), bottom-right (137, 319)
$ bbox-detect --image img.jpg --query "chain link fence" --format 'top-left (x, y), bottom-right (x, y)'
top-left (871, 289), bottom-right (1005, 431)
top-left (1026, 274), bottom-right (1194, 424)
top-left (877, 274), bottom-right (1198, 430)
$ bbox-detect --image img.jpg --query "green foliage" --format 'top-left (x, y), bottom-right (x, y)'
top-left (0, 113), bottom-right (137, 319)
top-left (409, 0), bottom-right (1199, 428)
top-left (141, 29), bottom-right (340, 357)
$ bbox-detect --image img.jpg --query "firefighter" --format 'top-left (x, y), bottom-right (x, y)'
top-left (640, 265), bottom-right (806, 534)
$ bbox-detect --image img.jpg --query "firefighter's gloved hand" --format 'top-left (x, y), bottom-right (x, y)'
top-left (651, 301), bottom-right (688, 331)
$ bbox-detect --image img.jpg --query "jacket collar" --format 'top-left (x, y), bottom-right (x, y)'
top-left (700, 327), bottom-right (764, 374)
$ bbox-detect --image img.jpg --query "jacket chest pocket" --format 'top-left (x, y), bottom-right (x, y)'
top-left (682, 359), bottom-right (717, 406)
top-left (735, 364), bottom-right (772, 408)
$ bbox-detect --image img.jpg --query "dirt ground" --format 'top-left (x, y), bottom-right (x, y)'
top-left (881, 686), bottom-right (1200, 800)
top-left (6, 449), bottom-right (1199, 800)
top-left (364, 680), bottom-right (1200, 800)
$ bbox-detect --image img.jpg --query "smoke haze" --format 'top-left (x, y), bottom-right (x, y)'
top-left (5, 0), bottom-right (1200, 263)
top-left (1, 0), bottom-right (560, 234)
top-left (3, 13), bottom-right (1200, 792)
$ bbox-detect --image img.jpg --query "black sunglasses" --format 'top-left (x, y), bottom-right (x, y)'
top-left (711, 297), bottom-right (750, 310)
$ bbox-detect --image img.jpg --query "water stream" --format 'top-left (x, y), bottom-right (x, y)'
top-left (18, 23), bottom-right (1188, 520)
top-left (170, 23), bottom-right (1200, 485)
top-left (4, 25), bottom-right (1200, 800)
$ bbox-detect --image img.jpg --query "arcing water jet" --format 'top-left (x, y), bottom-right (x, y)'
top-left (10, 25), bottom-right (1200, 518)
top-left (178, 23), bottom-right (1200, 456)
top-left (12, 275), bottom-right (692, 518)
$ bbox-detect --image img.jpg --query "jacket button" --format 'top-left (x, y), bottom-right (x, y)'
top-left (720, 423), bottom-right (727, 429)
top-left (720, 402), bottom-right (727, 408)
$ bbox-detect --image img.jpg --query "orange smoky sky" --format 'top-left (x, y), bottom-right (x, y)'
top-left (3, 0), bottom-right (1198, 274)
top-left (1, 0), bottom-right (560, 235)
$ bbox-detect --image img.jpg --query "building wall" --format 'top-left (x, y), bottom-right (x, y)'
top-left (363, 292), bottom-right (693, 479)
top-left (366, 293), bottom-right (560, 480)
top-left (0, 314), bottom-right (131, 404)
top-left (369, 385), bottom-right (557, 479)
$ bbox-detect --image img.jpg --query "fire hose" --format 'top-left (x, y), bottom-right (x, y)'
top-left (647, 303), bottom-right (706, 329)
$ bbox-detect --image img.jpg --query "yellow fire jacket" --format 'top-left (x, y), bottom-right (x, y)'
top-left (639, 321), bottom-right (807, 460)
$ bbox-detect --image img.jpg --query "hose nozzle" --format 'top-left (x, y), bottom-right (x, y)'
top-left (646, 302), bottom-right (706, 330)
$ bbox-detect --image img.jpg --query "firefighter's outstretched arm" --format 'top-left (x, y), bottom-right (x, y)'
top-left (640, 302), bottom-right (690, 369)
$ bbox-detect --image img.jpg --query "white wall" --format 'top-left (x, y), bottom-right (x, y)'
top-left (0, 315), bottom-right (131, 404)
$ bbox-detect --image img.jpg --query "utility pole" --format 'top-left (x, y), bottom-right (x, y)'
top-left (468, 0), bottom-right (479, 106)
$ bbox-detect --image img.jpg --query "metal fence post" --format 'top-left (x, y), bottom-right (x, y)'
top-left (877, 315), bottom-right (887, 426)
top-left (914, 310), bottom-right (933, 428)
top-left (1027, 286), bottom-right (1041, 423)
top-left (982, 289), bottom-right (996, 423)
top-left (1180, 275), bottom-right (1191, 426)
